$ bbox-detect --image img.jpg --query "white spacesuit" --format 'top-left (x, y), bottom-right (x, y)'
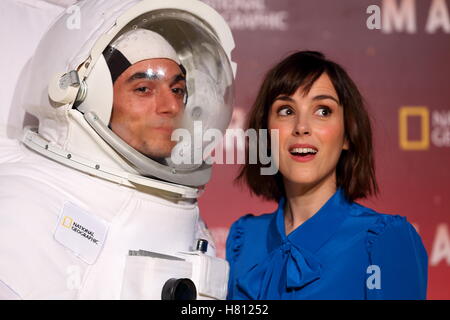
top-left (0, 0), bottom-right (75, 140)
top-left (0, 0), bottom-right (236, 300)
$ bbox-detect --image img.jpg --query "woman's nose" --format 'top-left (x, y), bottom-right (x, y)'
top-left (293, 116), bottom-right (311, 136)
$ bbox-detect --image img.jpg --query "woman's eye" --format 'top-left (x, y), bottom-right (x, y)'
top-left (315, 106), bottom-right (332, 117)
top-left (277, 106), bottom-right (293, 116)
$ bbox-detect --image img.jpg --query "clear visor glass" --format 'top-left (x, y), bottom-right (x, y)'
top-left (106, 9), bottom-right (234, 168)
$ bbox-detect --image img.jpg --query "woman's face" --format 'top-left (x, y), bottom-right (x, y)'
top-left (268, 73), bottom-right (348, 190)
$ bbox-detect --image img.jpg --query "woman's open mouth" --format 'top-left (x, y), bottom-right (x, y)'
top-left (288, 145), bottom-right (318, 162)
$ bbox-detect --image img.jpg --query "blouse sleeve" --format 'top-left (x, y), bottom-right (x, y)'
top-left (366, 215), bottom-right (428, 300)
top-left (225, 214), bottom-right (253, 299)
top-left (226, 214), bottom-right (253, 264)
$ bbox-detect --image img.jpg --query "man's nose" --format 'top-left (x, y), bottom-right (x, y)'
top-left (293, 114), bottom-right (312, 136)
top-left (155, 87), bottom-right (182, 117)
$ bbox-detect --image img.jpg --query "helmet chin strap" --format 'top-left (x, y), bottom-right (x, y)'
top-left (83, 111), bottom-right (212, 187)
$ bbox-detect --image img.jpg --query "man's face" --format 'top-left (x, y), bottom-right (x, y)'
top-left (110, 58), bottom-right (186, 158)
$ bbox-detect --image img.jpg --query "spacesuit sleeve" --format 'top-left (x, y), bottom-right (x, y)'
top-left (0, 280), bottom-right (21, 300)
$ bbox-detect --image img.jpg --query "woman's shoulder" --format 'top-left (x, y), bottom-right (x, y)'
top-left (225, 211), bottom-right (276, 263)
top-left (350, 206), bottom-right (429, 299)
top-left (230, 211), bottom-right (275, 230)
top-left (227, 212), bottom-right (276, 243)
top-left (347, 202), bottom-right (425, 254)
top-left (348, 201), bottom-right (409, 227)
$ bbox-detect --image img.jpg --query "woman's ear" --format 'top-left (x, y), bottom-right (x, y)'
top-left (343, 137), bottom-right (349, 150)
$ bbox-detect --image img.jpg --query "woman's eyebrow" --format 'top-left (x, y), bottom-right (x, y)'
top-left (274, 94), bottom-right (339, 104)
top-left (274, 95), bottom-right (295, 102)
top-left (312, 94), bottom-right (340, 104)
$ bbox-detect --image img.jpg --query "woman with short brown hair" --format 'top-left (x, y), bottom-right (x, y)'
top-left (226, 51), bottom-right (428, 300)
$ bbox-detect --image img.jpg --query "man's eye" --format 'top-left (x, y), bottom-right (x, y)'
top-left (315, 106), bottom-right (332, 117)
top-left (277, 106), bottom-right (293, 116)
top-left (135, 87), bottom-right (150, 93)
top-left (172, 87), bottom-right (186, 96)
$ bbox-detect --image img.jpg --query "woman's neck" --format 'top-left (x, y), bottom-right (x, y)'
top-left (283, 174), bottom-right (337, 235)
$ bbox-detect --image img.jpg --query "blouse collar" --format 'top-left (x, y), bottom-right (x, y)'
top-left (275, 187), bottom-right (352, 254)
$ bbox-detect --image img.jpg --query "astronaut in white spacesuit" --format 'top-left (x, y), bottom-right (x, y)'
top-left (0, 0), bottom-right (236, 300)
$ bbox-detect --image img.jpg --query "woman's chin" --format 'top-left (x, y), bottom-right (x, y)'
top-left (284, 172), bottom-right (337, 193)
top-left (285, 176), bottom-right (319, 187)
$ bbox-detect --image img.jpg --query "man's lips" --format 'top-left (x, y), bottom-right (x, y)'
top-left (154, 126), bottom-right (174, 133)
top-left (288, 143), bottom-right (318, 162)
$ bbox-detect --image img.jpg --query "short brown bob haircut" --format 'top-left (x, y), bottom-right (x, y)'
top-left (237, 51), bottom-right (378, 203)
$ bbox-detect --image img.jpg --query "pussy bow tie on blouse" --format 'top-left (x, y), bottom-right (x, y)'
top-left (236, 240), bottom-right (321, 299)
top-left (235, 190), bottom-right (353, 299)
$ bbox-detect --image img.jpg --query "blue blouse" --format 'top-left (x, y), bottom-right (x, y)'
top-left (226, 189), bottom-right (428, 300)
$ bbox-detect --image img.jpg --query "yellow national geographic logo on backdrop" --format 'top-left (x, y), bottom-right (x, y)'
top-left (62, 216), bottom-right (74, 228)
top-left (399, 107), bottom-right (430, 150)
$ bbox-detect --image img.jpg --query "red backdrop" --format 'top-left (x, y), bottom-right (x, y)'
top-left (198, 0), bottom-right (450, 300)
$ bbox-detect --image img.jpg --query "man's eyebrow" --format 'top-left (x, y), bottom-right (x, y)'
top-left (126, 72), bottom-right (161, 82)
top-left (126, 72), bottom-right (186, 85)
top-left (312, 94), bottom-right (340, 104)
top-left (170, 73), bottom-right (186, 86)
